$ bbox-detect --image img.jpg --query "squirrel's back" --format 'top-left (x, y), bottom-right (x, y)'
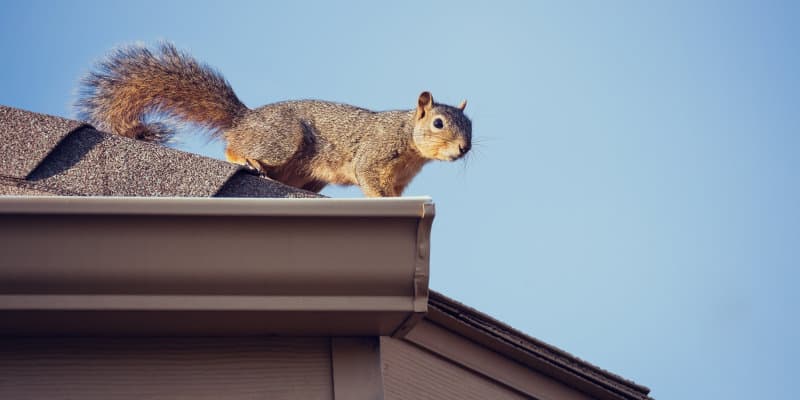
top-left (76, 43), bottom-right (247, 142)
top-left (257, 100), bottom-right (414, 141)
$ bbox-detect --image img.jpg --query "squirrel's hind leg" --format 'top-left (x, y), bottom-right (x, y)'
top-left (224, 147), bottom-right (247, 165)
top-left (225, 108), bottom-right (305, 167)
top-left (225, 147), bottom-right (266, 174)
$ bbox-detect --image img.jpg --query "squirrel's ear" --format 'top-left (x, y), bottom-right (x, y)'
top-left (458, 99), bottom-right (467, 111)
top-left (416, 91), bottom-right (434, 120)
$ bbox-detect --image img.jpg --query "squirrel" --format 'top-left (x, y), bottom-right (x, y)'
top-left (75, 43), bottom-right (472, 197)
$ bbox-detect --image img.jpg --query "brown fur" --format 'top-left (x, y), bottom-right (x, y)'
top-left (77, 43), bottom-right (246, 141)
top-left (77, 43), bottom-right (472, 197)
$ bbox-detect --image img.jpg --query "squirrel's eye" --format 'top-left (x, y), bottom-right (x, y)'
top-left (433, 118), bottom-right (444, 129)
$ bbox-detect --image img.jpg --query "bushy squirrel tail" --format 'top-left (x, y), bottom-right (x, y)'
top-left (75, 42), bottom-right (248, 143)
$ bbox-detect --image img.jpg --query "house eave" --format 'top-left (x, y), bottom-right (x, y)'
top-left (0, 196), bottom-right (434, 337)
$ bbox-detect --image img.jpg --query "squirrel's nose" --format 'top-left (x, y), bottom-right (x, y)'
top-left (458, 144), bottom-right (470, 156)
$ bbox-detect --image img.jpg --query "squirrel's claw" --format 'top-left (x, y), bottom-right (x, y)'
top-left (243, 158), bottom-right (265, 175)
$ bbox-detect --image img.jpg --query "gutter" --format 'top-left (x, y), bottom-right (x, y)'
top-left (0, 196), bottom-right (434, 337)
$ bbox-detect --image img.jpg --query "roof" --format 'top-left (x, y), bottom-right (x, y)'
top-left (0, 105), bottom-right (318, 198)
top-left (1, 104), bottom-right (651, 399)
top-left (425, 292), bottom-right (652, 400)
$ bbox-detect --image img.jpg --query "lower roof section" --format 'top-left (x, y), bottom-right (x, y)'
top-left (0, 196), bottom-right (434, 337)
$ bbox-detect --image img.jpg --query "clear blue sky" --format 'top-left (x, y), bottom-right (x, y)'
top-left (2, 1), bottom-right (798, 398)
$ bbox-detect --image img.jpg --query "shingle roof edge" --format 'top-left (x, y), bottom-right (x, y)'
top-left (427, 290), bottom-right (652, 400)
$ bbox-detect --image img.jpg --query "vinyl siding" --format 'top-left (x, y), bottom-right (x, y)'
top-left (381, 336), bottom-right (531, 400)
top-left (0, 337), bottom-right (332, 400)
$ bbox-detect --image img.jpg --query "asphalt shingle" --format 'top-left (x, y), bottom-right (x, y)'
top-left (0, 105), bottom-right (85, 179)
top-left (0, 105), bottom-right (321, 198)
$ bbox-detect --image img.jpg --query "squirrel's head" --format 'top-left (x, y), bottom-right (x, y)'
top-left (412, 91), bottom-right (472, 161)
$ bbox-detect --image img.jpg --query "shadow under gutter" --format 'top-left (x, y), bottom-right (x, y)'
top-left (0, 196), bottom-right (434, 337)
